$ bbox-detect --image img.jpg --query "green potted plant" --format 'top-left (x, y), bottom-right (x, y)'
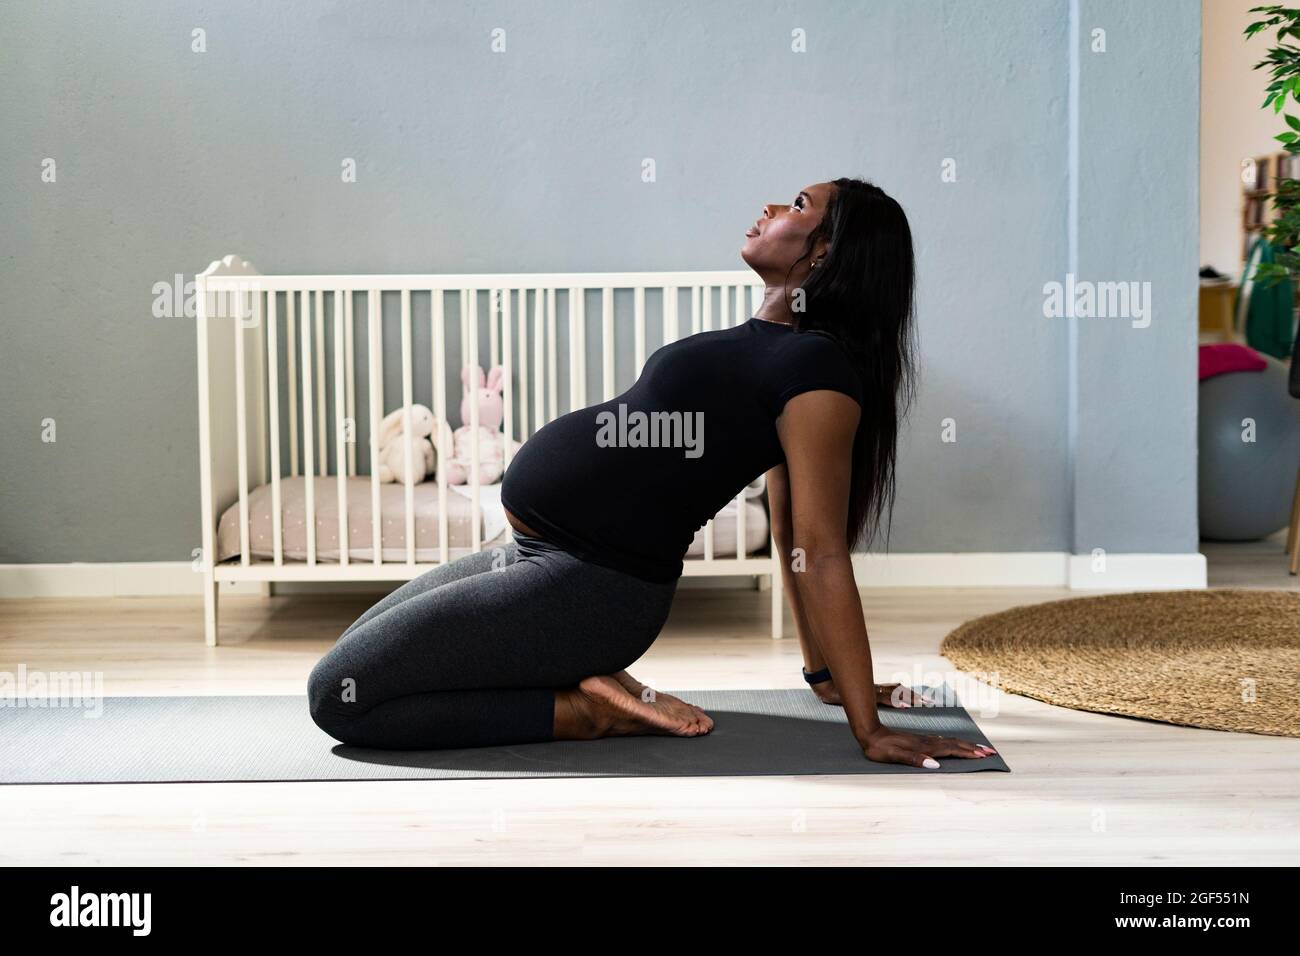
top-left (1242, 5), bottom-right (1300, 356)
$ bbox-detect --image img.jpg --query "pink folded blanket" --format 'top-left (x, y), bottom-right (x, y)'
top-left (1198, 343), bottom-right (1266, 381)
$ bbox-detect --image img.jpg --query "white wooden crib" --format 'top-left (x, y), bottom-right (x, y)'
top-left (196, 255), bottom-right (785, 646)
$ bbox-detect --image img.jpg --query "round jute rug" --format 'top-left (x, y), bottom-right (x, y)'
top-left (939, 589), bottom-right (1300, 737)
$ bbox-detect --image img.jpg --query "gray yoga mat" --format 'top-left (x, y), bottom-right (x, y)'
top-left (0, 686), bottom-right (1008, 783)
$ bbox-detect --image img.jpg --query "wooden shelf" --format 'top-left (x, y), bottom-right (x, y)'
top-left (1242, 151), bottom-right (1300, 263)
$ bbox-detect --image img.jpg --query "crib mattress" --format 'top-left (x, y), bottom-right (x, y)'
top-left (217, 476), bottom-right (769, 565)
top-left (216, 476), bottom-right (509, 564)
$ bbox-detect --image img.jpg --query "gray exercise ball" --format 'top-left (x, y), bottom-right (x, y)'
top-left (1198, 356), bottom-right (1300, 541)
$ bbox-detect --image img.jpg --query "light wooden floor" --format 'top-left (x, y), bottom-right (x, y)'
top-left (1, 542), bottom-right (1296, 866)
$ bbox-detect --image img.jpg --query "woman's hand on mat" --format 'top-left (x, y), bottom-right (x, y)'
top-left (874, 683), bottom-right (934, 709)
top-left (861, 726), bottom-right (996, 769)
top-left (812, 679), bottom-right (932, 709)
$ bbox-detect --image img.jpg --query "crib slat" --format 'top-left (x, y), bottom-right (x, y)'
top-left (735, 283), bottom-right (753, 558)
top-left (546, 288), bottom-right (557, 422)
top-left (666, 285), bottom-right (679, 342)
top-left (734, 492), bottom-right (747, 558)
top-left (367, 290), bottom-right (383, 566)
top-left (575, 287), bottom-right (587, 408)
top-left (286, 290), bottom-right (298, 477)
top-left (400, 288), bottom-right (416, 566)
top-left (460, 288), bottom-right (474, 546)
top-left (433, 290), bottom-right (449, 565)
top-left (601, 287), bottom-right (614, 401)
top-left (460, 289), bottom-right (472, 545)
top-left (771, 542), bottom-right (783, 639)
top-left (467, 289), bottom-right (481, 551)
top-left (344, 291), bottom-right (356, 477)
top-left (700, 281), bottom-right (712, 562)
top-left (727, 283), bottom-right (747, 559)
top-left (459, 290), bottom-right (469, 385)
top-left (568, 287), bottom-right (580, 413)
top-left (703, 502), bottom-right (716, 558)
top-left (256, 289), bottom-right (269, 490)
top-left (314, 289), bottom-right (326, 478)
top-left (518, 290), bottom-right (530, 440)
top-left (301, 290), bottom-right (317, 566)
top-left (734, 287), bottom-right (748, 559)
top-left (533, 289), bottom-right (545, 433)
top-left (691, 286), bottom-right (701, 336)
top-left (490, 290), bottom-right (500, 369)
top-left (733, 281), bottom-right (748, 558)
top-left (234, 290), bottom-right (251, 567)
top-left (266, 292), bottom-right (284, 566)
top-left (502, 288), bottom-right (515, 469)
top-left (334, 289), bottom-right (350, 566)
top-left (634, 286), bottom-right (646, 376)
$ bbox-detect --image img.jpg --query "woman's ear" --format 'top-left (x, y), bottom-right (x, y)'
top-left (812, 237), bottom-right (830, 269)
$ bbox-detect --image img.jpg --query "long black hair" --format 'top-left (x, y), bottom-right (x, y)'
top-left (782, 177), bottom-right (918, 550)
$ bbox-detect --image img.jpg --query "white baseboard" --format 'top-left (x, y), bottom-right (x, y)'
top-left (851, 552), bottom-right (1069, 587)
top-left (1067, 552), bottom-right (1208, 590)
top-left (0, 563), bottom-right (265, 598)
top-left (852, 551), bottom-right (1207, 589)
top-left (0, 561), bottom-right (208, 598)
top-left (0, 552), bottom-right (1209, 598)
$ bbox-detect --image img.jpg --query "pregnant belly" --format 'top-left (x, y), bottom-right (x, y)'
top-left (504, 507), bottom-right (546, 540)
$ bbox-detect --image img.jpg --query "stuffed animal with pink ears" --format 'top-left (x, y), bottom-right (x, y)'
top-left (442, 364), bottom-right (521, 485)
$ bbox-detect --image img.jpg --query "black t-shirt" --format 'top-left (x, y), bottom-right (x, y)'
top-left (500, 316), bottom-right (863, 582)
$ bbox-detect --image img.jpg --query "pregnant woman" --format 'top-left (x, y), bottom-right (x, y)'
top-left (308, 177), bottom-right (996, 769)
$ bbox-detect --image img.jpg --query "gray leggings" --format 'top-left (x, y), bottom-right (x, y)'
top-left (307, 531), bottom-right (679, 750)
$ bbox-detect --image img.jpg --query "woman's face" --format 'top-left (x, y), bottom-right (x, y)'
top-left (741, 181), bottom-right (834, 279)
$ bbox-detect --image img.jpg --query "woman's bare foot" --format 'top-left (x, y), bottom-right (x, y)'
top-left (553, 675), bottom-right (712, 740)
top-left (612, 670), bottom-right (714, 733)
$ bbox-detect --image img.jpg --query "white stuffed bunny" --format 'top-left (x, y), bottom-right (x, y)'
top-left (375, 403), bottom-right (438, 484)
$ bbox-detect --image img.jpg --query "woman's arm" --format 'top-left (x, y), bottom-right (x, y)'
top-left (766, 463), bottom-right (830, 677)
top-left (776, 391), bottom-right (992, 766)
top-left (775, 391), bottom-right (882, 746)
top-left (771, 461), bottom-right (935, 710)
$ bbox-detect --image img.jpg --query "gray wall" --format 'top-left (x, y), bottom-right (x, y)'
top-left (0, 0), bottom-right (1201, 563)
top-left (1073, 0), bottom-right (1201, 554)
